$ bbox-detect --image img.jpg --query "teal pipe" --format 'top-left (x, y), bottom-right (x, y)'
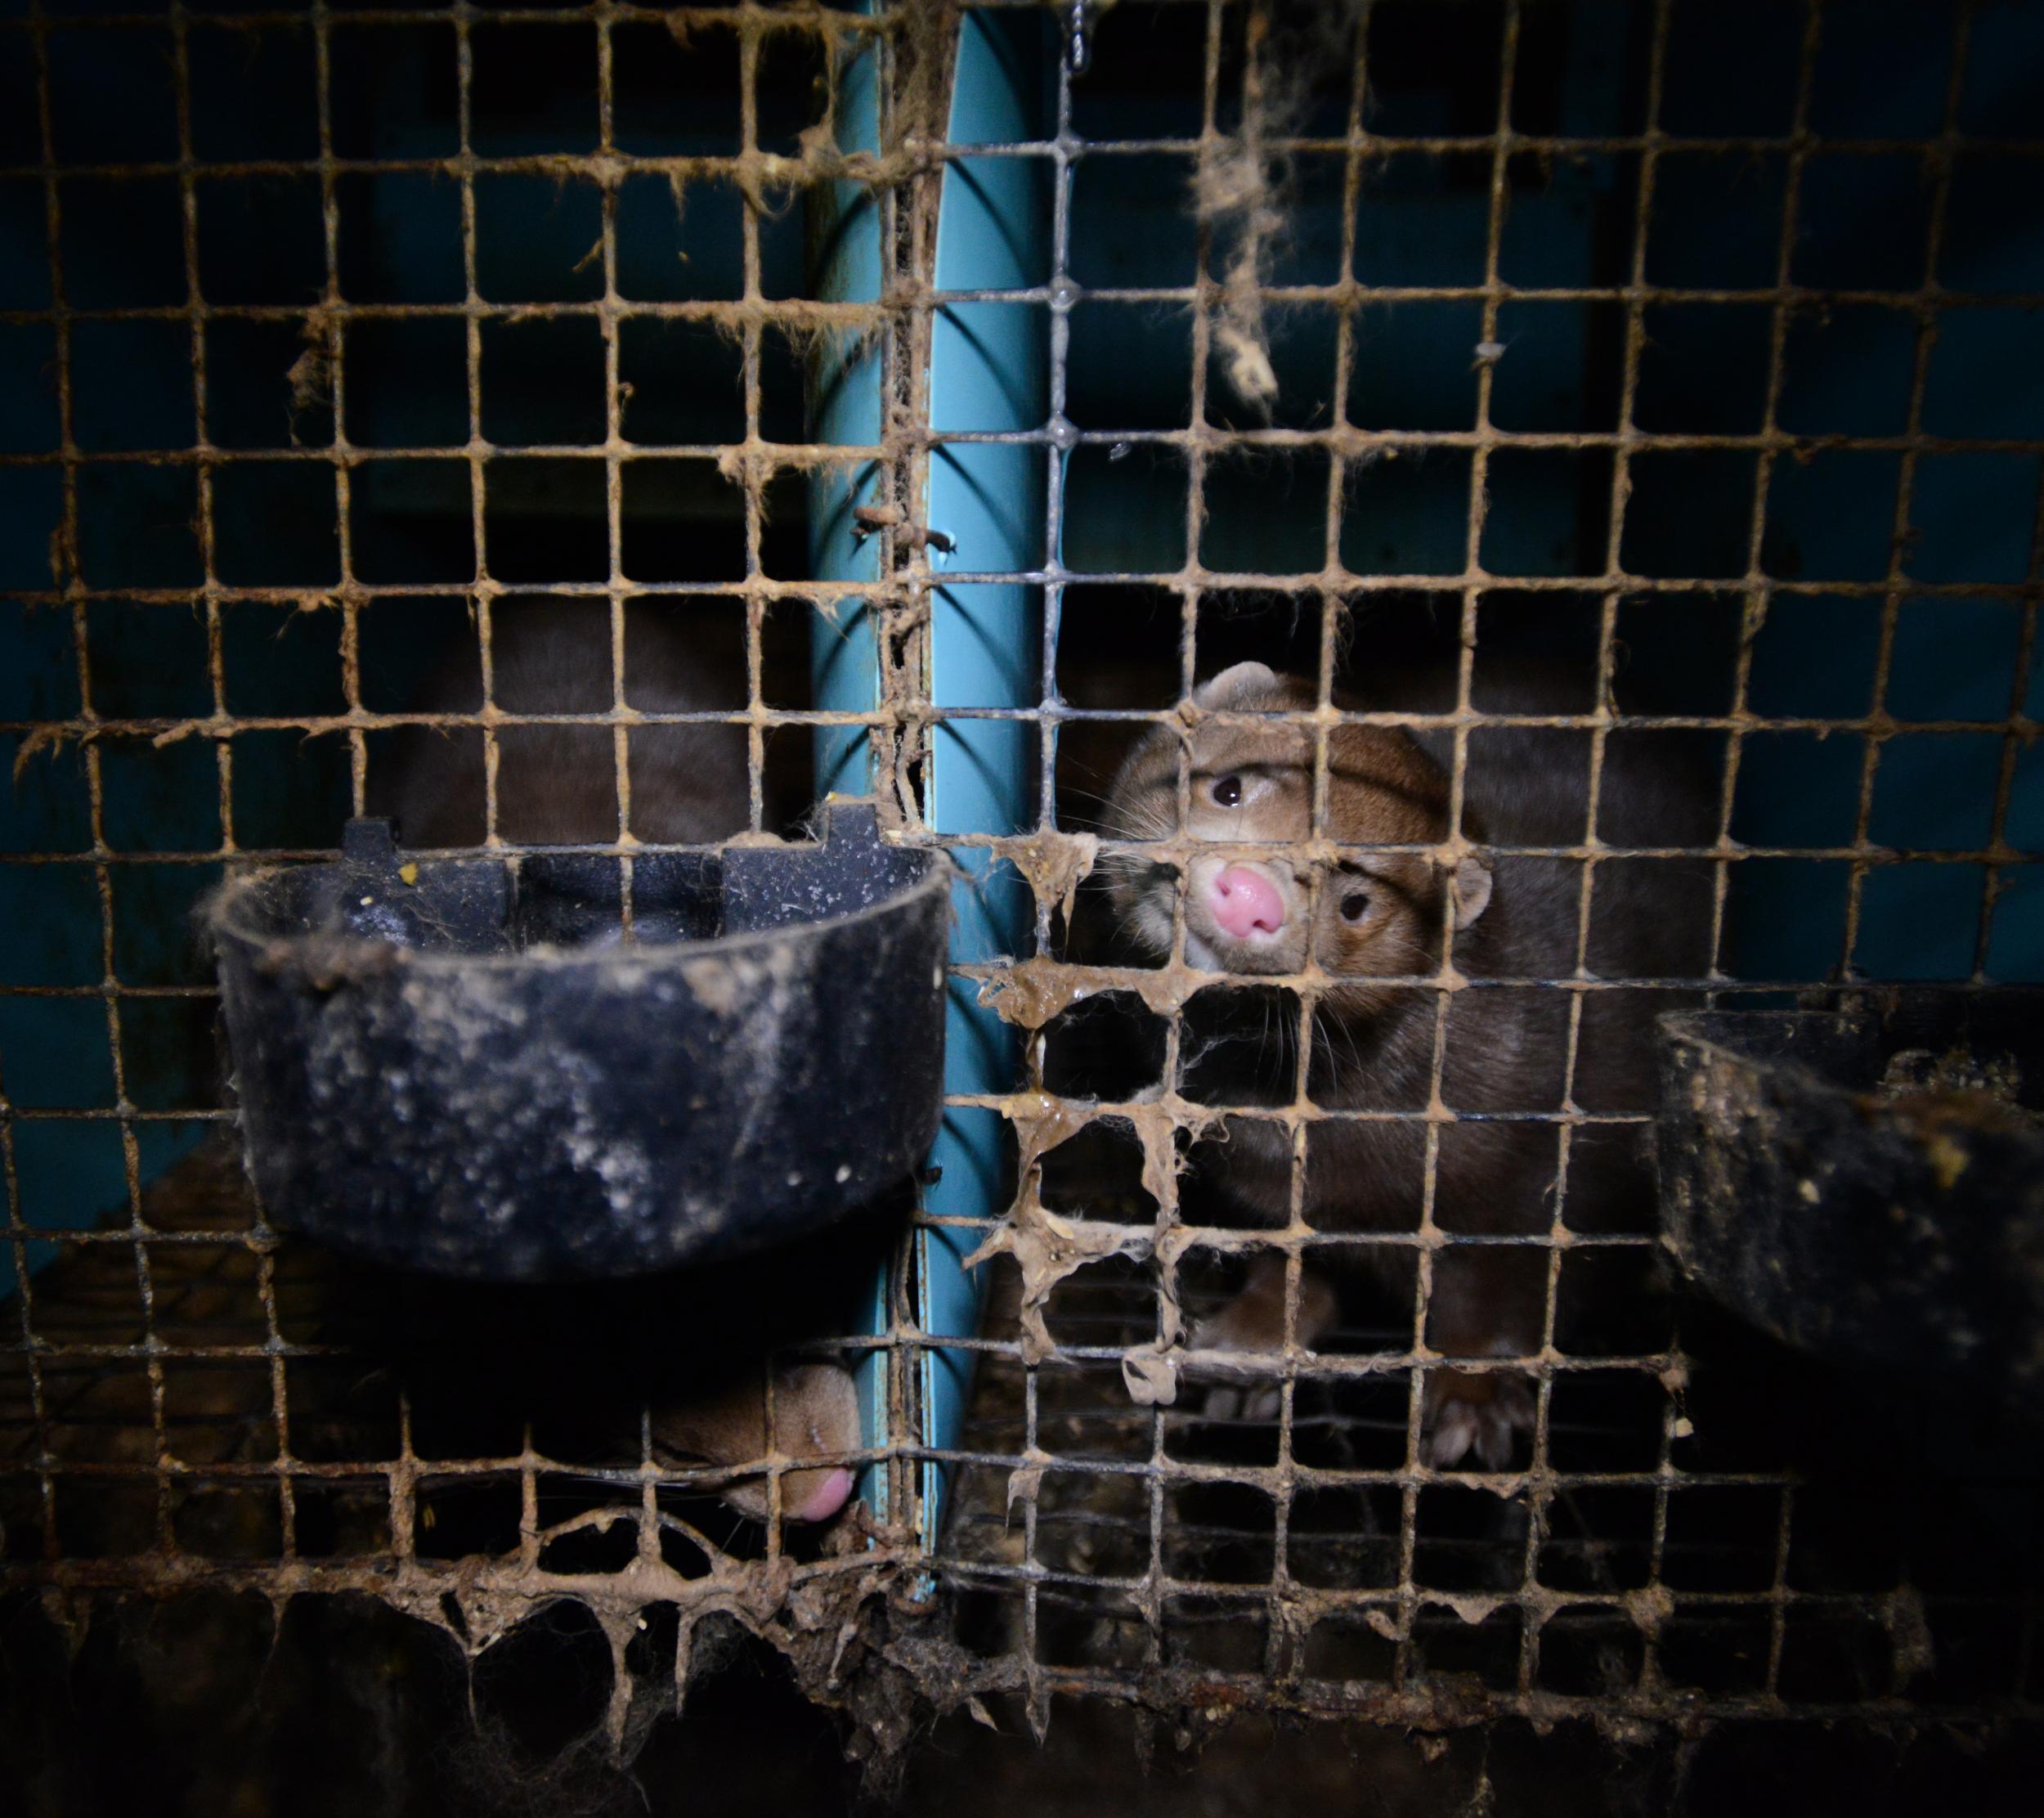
top-left (808, 10), bottom-right (1047, 1544)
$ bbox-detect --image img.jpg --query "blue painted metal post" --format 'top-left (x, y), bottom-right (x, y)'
top-left (809, 11), bottom-right (1046, 1543)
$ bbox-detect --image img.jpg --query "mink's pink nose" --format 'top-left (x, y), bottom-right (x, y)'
top-left (1209, 865), bottom-right (1286, 939)
top-left (794, 1466), bottom-right (855, 1524)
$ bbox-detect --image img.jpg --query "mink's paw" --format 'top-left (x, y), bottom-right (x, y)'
top-left (1190, 1297), bottom-right (1285, 1424)
top-left (1189, 1266), bottom-right (1338, 1425)
top-left (1199, 1382), bottom-right (1284, 1424)
top-left (1422, 1367), bottom-right (1535, 1470)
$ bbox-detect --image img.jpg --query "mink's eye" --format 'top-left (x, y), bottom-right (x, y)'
top-left (1340, 889), bottom-right (1371, 923)
top-left (1211, 774), bottom-right (1243, 808)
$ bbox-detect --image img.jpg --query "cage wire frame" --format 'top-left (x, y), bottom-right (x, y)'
top-left (909, 0), bottom-right (2044, 1736)
top-left (0, 0), bottom-right (2040, 1756)
top-left (0, 0), bottom-right (951, 1706)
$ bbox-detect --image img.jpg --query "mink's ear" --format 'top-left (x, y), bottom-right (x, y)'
top-left (1452, 854), bottom-right (1494, 927)
top-left (1193, 662), bottom-right (1280, 709)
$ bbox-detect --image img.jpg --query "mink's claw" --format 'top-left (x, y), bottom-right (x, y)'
top-left (1422, 1368), bottom-right (1535, 1470)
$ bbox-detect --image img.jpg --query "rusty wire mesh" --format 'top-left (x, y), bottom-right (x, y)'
top-left (917, 0), bottom-right (2044, 1739)
top-left (0, 0), bottom-right (948, 1737)
top-left (1, 0), bottom-right (2042, 1765)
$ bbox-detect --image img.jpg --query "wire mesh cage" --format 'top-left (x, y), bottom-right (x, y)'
top-left (2, 0), bottom-right (2042, 1803)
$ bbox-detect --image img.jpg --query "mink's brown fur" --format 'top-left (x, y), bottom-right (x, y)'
top-left (368, 595), bottom-right (751, 849)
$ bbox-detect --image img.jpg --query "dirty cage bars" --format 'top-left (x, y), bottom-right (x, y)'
top-left (0, 0), bottom-right (2038, 1751)
top-left (918, 0), bottom-right (2044, 1735)
top-left (0, 0), bottom-right (950, 1625)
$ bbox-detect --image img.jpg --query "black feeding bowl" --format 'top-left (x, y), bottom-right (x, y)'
top-left (1657, 994), bottom-right (2044, 1413)
top-left (208, 801), bottom-right (950, 1280)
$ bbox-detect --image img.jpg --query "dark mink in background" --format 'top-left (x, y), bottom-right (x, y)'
top-left (368, 596), bottom-right (752, 850)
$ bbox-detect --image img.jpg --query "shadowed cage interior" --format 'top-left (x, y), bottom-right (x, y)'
top-left (1, 0), bottom-right (2041, 1775)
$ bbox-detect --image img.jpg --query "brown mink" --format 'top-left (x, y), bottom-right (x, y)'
top-left (1100, 661), bottom-right (1712, 1467)
top-left (368, 595), bottom-right (750, 849)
